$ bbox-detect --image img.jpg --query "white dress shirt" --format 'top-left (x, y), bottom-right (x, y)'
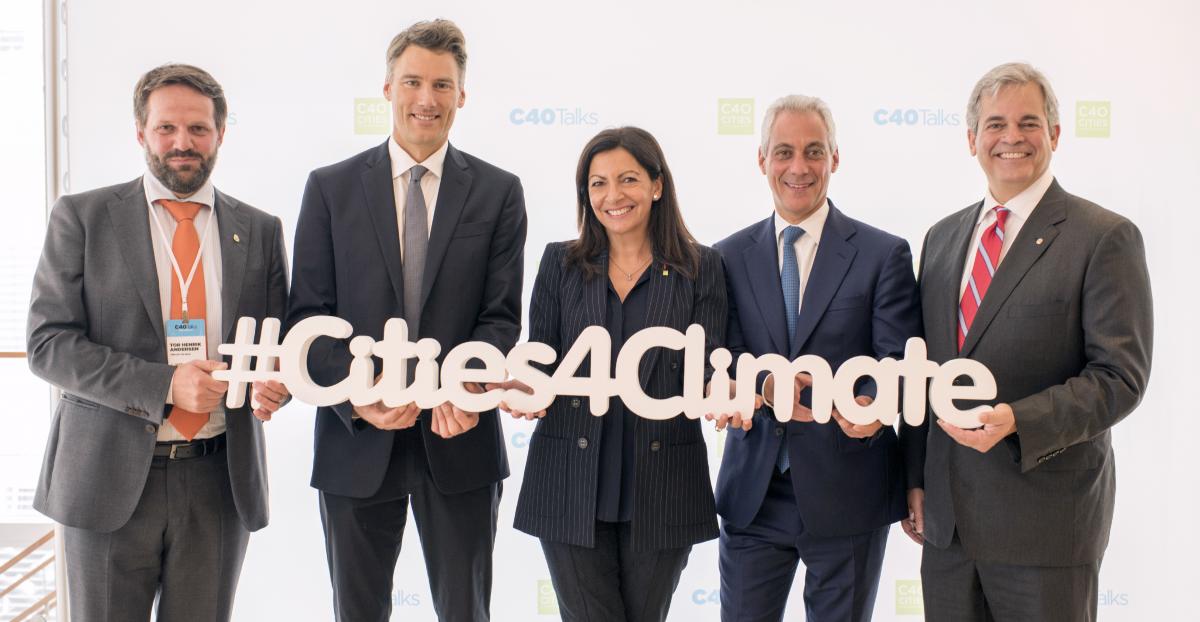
top-left (388, 137), bottom-right (447, 255)
top-left (774, 200), bottom-right (830, 316)
top-left (144, 172), bottom-right (225, 441)
top-left (957, 169), bottom-right (1054, 299)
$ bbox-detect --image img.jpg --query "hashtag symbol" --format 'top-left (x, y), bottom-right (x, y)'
top-left (214, 317), bottom-right (285, 409)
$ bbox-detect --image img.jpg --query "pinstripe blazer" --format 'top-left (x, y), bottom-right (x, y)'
top-left (513, 241), bottom-right (726, 551)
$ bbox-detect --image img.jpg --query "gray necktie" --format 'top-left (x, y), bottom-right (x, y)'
top-left (403, 165), bottom-right (429, 335)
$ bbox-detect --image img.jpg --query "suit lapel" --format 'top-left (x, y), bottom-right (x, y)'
top-left (934, 203), bottom-right (982, 358)
top-left (360, 141), bottom-right (405, 312)
top-left (579, 257), bottom-right (608, 379)
top-left (214, 190), bottom-right (249, 342)
top-left (638, 258), bottom-right (677, 387)
top-left (743, 217), bottom-right (789, 354)
top-left (582, 252), bottom-right (608, 330)
top-left (960, 181), bottom-right (1066, 356)
top-left (421, 144), bottom-right (473, 310)
top-left (107, 178), bottom-right (165, 345)
top-left (792, 204), bottom-right (856, 356)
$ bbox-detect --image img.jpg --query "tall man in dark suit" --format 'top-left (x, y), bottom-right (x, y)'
top-left (286, 19), bottom-right (526, 622)
top-left (911, 62), bottom-right (1153, 621)
top-left (712, 95), bottom-right (923, 621)
top-left (27, 64), bottom-right (289, 621)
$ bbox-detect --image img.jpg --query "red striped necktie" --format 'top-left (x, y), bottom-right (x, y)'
top-left (957, 206), bottom-right (1010, 351)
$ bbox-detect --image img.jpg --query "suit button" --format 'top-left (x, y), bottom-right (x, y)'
top-left (650, 440), bottom-right (662, 452)
top-left (774, 427), bottom-right (785, 437)
top-left (570, 398), bottom-right (581, 408)
top-left (577, 437), bottom-right (589, 449)
top-left (144, 424), bottom-right (156, 434)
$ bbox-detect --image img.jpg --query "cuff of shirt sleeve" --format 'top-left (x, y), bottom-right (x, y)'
top-left (759, 373), bottom-right (774, 408)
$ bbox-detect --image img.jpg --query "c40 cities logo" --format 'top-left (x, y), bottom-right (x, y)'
top-left (718, 99), bottom-right (755, 135)
top-left (538, 579), bottom-right (559, 615)
top-left (1076, 101), bottom-right (1111, 138)
top-left (354, 98), bottom-right (390, 135)
top-left (896, 579), bottom-right (923, 615)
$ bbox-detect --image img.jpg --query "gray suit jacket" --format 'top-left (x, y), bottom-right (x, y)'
top-left (915, 179), bottom-right (1152, 565)
top-left (27, 177), bottom-right (288, 533)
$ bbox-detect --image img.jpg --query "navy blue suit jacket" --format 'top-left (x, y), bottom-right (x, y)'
top-left (286, 141), bottom-right (526, 498)
top-left (713, 203), bottom-right (922, 537)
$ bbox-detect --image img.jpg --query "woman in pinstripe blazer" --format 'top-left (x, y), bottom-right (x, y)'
top-left (505, 127), bottom-right (727, 621)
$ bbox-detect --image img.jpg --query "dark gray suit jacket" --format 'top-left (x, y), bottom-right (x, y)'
top-left (513, 242), bottom-right (725, 551)
top-left (27, 178), bottom-right (288, 533)
top-left (916, 179), bottom-right (1152, 565)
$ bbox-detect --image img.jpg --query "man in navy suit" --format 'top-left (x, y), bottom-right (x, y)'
top-left (285, 20), bottom-right (526, 622)
top-left (712, 95), bottom-right (923, 621)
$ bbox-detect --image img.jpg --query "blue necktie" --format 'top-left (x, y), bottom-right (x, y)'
top-left (777, 225), bottom-right (804, 472)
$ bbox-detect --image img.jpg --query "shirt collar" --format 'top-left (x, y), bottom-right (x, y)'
top-left (979, 168), bottom-right (1054, 224)
top-left (389, 136), bottom-right (448, 181)
top-left (774, 199), bottom-right (830, 246)
top-left (143, 171), bottom-right (215, 209)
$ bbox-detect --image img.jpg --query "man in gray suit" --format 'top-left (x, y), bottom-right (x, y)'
top-left (908, 62), bottom-right (1153, 621)
top-left (26, 64), bottom-right (289, 621)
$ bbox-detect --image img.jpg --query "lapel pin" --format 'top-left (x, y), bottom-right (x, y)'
top-left (1035, 237), bottom-right (1043, 245)
top-left (233, 234), bottom-right (241, 243)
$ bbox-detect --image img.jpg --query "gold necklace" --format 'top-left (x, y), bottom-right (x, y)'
top-left (609, 255), bottom-right (652, 281)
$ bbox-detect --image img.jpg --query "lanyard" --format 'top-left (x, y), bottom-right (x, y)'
top-left (149, 201), bottom-right (216, 323)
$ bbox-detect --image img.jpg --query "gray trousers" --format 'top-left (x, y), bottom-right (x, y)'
top-left (921, 533), bottom-right (1099, 622)
top-left (63, 448), bottom-right (250, 622)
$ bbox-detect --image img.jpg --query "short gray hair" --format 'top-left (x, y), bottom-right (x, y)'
top-left (966, 62), bottom-right (1059, 133)
top-left (760, 94), bottom-right (837, 154)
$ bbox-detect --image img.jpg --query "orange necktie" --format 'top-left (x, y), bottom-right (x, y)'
top-left (159, 199), bottom-right (209, 440)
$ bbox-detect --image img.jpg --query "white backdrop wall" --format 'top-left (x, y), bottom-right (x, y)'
top-left (58, 0), bottom-right (1199, 619)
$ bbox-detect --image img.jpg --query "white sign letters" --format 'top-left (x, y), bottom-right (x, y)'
top-left (214, 317), bottom-right (997, 428)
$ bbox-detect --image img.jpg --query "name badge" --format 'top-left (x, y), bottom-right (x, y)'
top-left (166, 319), bottom-right (207, 365)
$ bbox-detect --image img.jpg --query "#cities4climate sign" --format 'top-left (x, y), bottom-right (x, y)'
top-left (213, 317), bottom-right (997, 428)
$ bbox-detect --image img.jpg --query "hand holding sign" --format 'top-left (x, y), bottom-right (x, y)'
top-left (431, 382), bottom-right (484, 438)
top-left (488, 379), bottom-right (548, 420)
top-left (831, 396), bottom-right (884, 439)
top-left (936, 402), bottom-right (1017, 452)
top-left (354, 401), bottom-right (420, 430)
top-left (703, 378), bottom-right (761, 431)
top-left (250, 380), bottom-right (289, 421)
top-left (171, 359), bottom-right (228, 413)
top-left (762, 373), bottom-right (818, 422)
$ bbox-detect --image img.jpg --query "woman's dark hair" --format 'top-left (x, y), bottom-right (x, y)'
top-left (567, 126), bottom-right (699, 279)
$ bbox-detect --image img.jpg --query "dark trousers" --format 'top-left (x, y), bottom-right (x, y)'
top-left (63, 446), bottom-right (249, 622)
top-left (921, 532), bottom-right (1100, 622)
top-left (719, 467), bottom-right (888, 622)
top-left (319, 428), bottom-right (501, 622)
top-left (540, 521), bottom-right (692, 622)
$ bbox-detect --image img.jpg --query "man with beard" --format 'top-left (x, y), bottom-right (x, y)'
top-left (26, 63), bottom-right (289, 621)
